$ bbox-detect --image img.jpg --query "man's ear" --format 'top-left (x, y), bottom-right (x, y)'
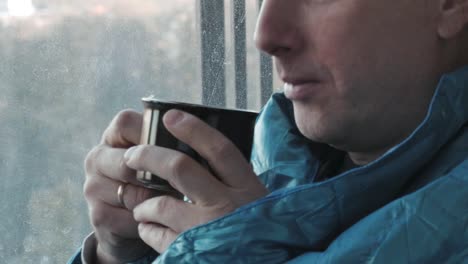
top-left (438, 0), bottom-right (468, 39)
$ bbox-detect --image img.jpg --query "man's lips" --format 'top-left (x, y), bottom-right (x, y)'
top-left (284, 81), bottom-right (322, 100)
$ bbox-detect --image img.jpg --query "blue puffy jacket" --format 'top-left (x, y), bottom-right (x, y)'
top-left (70, 66), bottom-right (468, 263)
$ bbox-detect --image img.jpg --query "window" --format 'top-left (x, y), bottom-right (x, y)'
top-left (0, 0), bottom-right (279, 262)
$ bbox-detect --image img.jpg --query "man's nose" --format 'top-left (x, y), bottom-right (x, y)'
top-left (254, 0), bottom-right (298, 57)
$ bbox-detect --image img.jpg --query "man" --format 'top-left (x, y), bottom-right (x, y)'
top-left (70, 0), bottom-right (468, 263)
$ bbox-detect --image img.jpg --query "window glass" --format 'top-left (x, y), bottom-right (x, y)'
top-left (0, 0), bottom-right (278, 262)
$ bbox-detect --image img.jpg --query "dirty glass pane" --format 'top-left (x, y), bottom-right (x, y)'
top-left (0, 1), bottom-right (200, 263)
top-left (0, 0), bottom-right (280, 263)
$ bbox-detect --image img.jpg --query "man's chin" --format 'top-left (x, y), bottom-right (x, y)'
top-left (296, 122), bottom-right (327, 143)
top-left (292, 104), bottom-right (348, 146)
top-left (295, 120), bottom-right (349, 150)
top-left (293, 107), bottom-right (323, 138)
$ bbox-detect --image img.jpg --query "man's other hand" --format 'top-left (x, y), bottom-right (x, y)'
top-left (83, 110), bottom-right (157, 264)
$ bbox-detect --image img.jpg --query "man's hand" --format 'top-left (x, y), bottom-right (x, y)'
top-left (83, 110), bottom-right (158, 264)
top-left (125, 109), bottom-right (269, 253)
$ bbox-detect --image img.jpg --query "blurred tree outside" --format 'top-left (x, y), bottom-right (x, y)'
top-left (0, 1), bottom-right (203, 263)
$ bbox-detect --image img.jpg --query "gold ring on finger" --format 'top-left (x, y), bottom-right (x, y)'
top-left (117, 183), bottom-right (128, 209)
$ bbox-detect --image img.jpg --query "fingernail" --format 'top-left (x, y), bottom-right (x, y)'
top-left (138, 223), bottom-right (147, 232)
top-left (133, 204), bottom-right (141, 215)
top-left (133, 208), bottom-right (140, 221)
top-left (124, 146), bottom-right (137, 161)
top-left (164, 110), bottom-right (184, 127)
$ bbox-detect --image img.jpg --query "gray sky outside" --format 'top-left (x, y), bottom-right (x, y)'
top-left (0, 0), bottom-right (282, 263)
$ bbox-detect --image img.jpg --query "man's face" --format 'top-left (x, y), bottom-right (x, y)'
top-left (255, 0), bottom-right (442, 155)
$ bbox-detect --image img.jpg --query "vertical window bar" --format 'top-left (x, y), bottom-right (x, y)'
top-left (199, 0), bottom-right (226, 107)
top-left (232, 0), bottom-right (247, 109)
top-left (260, 51), bottom-right (274, 106)
top-left (258, 0), bottom-right (273, 106)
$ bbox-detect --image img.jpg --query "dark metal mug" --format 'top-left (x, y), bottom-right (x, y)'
top-left (137, 96), bottom-right (259, 197)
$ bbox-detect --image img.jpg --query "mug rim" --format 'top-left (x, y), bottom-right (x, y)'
top-left (142, 96), bottom-right (259, 115)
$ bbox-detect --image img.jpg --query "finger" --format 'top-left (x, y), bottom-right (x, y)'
top-left (95, 236), bottom-right (151, 264)
top-left (84, 176), bottom-right (158, 210)
top-left (124, 145), bottom-right (226, 204)
top-left (163, 110), bottom-right (253, 188)
top-left (138, 223), bottom-right (178, 254)
top-left (101, 109), bottom-right (143, 148)
top-left (90, 202), bottom-right (139, 238)
top-left (133, 196), bottom-right (200, 233)
top-left (85, 145), bottom-right (142, 186)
